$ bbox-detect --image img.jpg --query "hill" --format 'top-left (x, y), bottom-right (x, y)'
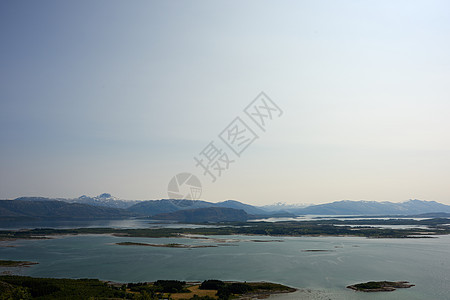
top-left (127, 199), bottom-right (271, 216)
top-left (409, 212), bottom-right (450, 218)
top-left (0, 200), bottom-right (136, 220)
top-left (127, 199), bottom-right (215, 216)
top-left (152, 207), bottom-right (250, 222)
top-left (215, 200), bottom-right (267, 215)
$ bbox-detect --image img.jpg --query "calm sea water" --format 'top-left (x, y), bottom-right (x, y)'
top-left (0, 218), bottom-right (226, 230)
top-left (0, 219), bottom-right (450, 300)
top-left (0, 220), bottom-right (449, 300)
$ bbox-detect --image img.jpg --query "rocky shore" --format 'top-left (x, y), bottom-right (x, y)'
top-left (347, 281), bottom-right (415, 292)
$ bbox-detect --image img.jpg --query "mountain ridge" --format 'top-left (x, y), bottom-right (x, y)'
top-left (292, 199), bottom-right (450, 215)
top-left (0, 200), bottom-right (136, 220)
top-left (8, 195), bottom-right (450, 217)
top-left (14, 194), bottom-right (140, 209)
top-left (152, 207), bottom-right (250, 223)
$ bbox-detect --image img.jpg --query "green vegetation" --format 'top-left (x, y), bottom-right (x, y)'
top-left (199, 280), bottom-right (225, 290)
top-left (347, 281), bottom-right (415, 292)
top-left (1, 218), bottom-right (449, 242)
top-left (355, 281), bottom-right (386, 289)
top-left (0, 276), bottom-right (295, 300)
top-left (199, 280), bottom-right (295, 300)
top-left (127, 280), bottom-right (189, 294)
top-left (154, 280), bottom-right (189, 293)
top-left (0, 260), bottom-right (37, 267)
top-left (0, 276), bottom-right (127, 299)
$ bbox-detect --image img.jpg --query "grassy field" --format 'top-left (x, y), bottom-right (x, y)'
top-left (171, 285), bottom-right (218, 299)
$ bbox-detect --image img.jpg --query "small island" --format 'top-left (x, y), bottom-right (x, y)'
top-left (2, 217), bottom-right (450, 241)
top-left (116, 242), bottom-right (217, 248)
top-left (250, 239), bottom-right (284, 243)
top-left (347, 281), bottom-right (415, 292)
top-left (0, 260), bottom-right (38, 268)
top-left (301, 249), bottom-right (335, 252)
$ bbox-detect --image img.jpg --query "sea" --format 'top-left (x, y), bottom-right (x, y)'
top-left (0, 218), bottom-right (449, 300)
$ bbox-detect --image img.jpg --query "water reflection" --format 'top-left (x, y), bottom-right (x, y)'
top-left (0, 218), bottom-right (228, 230)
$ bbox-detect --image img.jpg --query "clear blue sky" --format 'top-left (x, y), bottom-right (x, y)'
top-left (1, 0), bottom-right (449, 205)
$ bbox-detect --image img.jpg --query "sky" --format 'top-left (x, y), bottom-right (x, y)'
top-left (1, 0), bottom-right (449, 205)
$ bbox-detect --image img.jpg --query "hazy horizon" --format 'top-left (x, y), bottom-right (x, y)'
top-left (1, 1), bottom-right (449, 206)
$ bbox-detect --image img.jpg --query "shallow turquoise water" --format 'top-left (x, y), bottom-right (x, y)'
top-left (1, 233), bottom-right (449, 299)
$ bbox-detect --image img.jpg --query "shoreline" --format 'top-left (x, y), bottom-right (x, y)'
top-left (0, 260), bottom-right (38, 268)
top-left (1, 229), bottom-right (445, 242)
top-left (0, 275), bottom-right (297, 299)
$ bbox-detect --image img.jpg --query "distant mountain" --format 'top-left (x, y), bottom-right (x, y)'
top-left (215, 200), bottom-right (268, 215)
top-left (15, 194), bottom-right (140, 209)
top-left (0, 200), bottom-right (136, 220)
top-left (293, 200), bottom-right (450, 215)
top-left (10, 195), bottom-right (272, 218)
top-left (127, 199), bottom-right (215, 216)
top-left (127, 199), bottom-right (273, 216)
top-left (10, 194), bottom-right (450, 219)
top-left (15, 197), bottom-right (64, 202)
top-left (68, 193), bottom-right (140, 209)
top-left (409, 212), bottom-right (450, 218)
top-left (152, 207), bottom-right (249, 223)
top-left (260, 202), bottom-right (311, 212)
top-left (397, 200), bottom-right (450, 214)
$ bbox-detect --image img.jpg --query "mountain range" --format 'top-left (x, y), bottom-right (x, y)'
top-left (3, 194), bottom-right (450, 221)
top-left (260, 202), bottom-right (310, 212)
top-left (127, 199), bottom-right (269, 216)
top-left (0, 200), bottom-right (136, 220)
top-left (15, 193), bottom-right (139, 209)
top-left (292, 199), bottom-right (450, 215)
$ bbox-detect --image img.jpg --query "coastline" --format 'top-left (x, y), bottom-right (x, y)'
top-left (0, 275), bottom-right (297, 299)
